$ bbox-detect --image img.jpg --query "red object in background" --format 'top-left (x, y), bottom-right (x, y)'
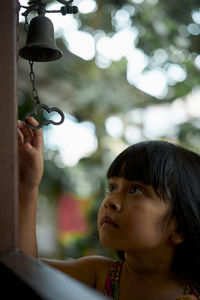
top-left (58, 193), bottom-right (89, 235)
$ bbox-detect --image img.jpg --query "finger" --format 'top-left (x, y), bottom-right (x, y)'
top-left (18, 128), bottom-right (33, 153)
top-left (17, 120), bottom-right (22, 128)
top-left (24, 142), bottom-right (33, 151)
top-left (18, 118), bottom-right (43, 150)
top-left (18, 128), bottom-right (24, 145)
top-left (27, 117), bottom-right (44, 149)
top-left (18, 119), bottom-right (34, 145)
top-left (26, 117), bottom-right (40, 132)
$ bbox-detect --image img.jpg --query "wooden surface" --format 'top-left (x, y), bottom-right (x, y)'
top-left (0, 0), bottom-right (19, 251)
top-left (0, 250), bottom-right (108, 300)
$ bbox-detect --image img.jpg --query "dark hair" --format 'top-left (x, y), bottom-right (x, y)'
top-left (107, 140), bottom-right (200, 282)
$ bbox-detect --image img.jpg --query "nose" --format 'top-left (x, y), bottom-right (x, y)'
top-left (104, 195), bottom-right (122, 211)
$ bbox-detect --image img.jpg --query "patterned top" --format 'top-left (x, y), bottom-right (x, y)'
top-left (103, 261), bottom-right (200, 300)
top-left (104, 261), bottom-right (123, 300)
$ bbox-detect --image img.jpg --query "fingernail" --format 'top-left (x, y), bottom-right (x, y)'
top-left (25, 143), bottom-right (32, 151)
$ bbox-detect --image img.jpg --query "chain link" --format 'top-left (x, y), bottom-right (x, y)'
top-left (20, 1), bottom-right (67, 129)
top-left (24, 15), bottom-right (29, 32)
top-left (29, 60), bottom-right (40, 104)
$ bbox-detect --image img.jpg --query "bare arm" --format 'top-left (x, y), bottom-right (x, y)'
top-left (18, 117), bottom-right (44, 257)
top-left (18, 118), bottom-right (112, 289)
top-left (41, 255), bottom-right (113, 289)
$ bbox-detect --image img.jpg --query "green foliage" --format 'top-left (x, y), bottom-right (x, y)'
top-left (18, 0), bottom-right (200, 259)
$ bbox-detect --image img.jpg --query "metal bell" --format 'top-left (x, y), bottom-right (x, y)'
top-left (19, 15), bottom-right (63, 62)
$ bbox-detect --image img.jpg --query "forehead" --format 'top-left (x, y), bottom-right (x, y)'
top-left (107, 144), bottom-right (172, 201)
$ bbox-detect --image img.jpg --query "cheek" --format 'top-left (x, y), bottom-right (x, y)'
top-left (122, 209), bottom-right (168, 242)
top-left (97, 203), bottom-right (104, 228)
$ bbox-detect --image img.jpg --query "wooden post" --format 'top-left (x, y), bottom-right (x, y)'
top-left (0, 4), bottom-right (109, 299)
top-left (0, 0), bottom-right (18, 251)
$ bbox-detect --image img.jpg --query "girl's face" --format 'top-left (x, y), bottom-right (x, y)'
top-left (98, 177), bottom-right (179, 254)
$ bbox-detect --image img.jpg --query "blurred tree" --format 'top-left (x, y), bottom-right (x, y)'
top-left (18, 0), bottom-right (200, 259)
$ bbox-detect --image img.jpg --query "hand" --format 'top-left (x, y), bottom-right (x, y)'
top-left (18, 117), bottom-right (44, 196)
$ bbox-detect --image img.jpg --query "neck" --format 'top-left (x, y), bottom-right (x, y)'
top-left (123, 250), bottom-right (177, 282)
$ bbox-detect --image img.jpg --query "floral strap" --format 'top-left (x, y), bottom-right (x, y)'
top-left (184, 281), bottom-right (200, 299)
top-left (104, 261), bottom-right (200, 300)
top-left (103, 260), bottom-right (123, 300)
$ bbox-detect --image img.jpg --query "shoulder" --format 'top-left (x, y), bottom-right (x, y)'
top-left (41, 255), bottom-right (114, 289)
top-left (87, 256), bottom-right (116, 292)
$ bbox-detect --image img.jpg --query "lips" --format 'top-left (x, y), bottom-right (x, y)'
top-left (101, 216), bottom-right (119, 228)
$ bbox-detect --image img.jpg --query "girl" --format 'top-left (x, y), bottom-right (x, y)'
top-left (18, 117), bottom-right (200, 300)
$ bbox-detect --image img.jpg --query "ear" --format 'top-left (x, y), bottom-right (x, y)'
top-left (169, 218), bottom-right (185, 245)
top-left (170, 230), bottom-right (185, 245)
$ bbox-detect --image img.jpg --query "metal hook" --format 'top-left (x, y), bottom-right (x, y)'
top-left (25, 103), bottom-right (65, 130)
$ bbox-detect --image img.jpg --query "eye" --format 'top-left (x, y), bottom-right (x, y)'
top-left (129, 186), bottom-right (143, 195)
top-left (106, 183), bottom-right (116, 194)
